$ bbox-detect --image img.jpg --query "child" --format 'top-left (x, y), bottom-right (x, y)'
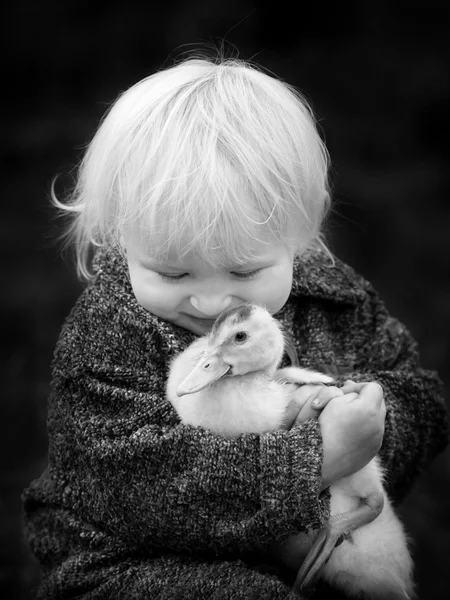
top-left (23, 53), bottom-right (448, 599)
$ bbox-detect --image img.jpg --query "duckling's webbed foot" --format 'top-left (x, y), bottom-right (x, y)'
top-left (292, 491), bottom-right (384, 594)
top-left (292, 522), bottom-right (345, 593)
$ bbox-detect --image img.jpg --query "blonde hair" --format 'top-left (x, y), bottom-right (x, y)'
top-left (53, 51), bottom-right (332, 279)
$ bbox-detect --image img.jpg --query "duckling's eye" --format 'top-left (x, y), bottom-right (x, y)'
top-left (234, 332), bottom-right (248, 343)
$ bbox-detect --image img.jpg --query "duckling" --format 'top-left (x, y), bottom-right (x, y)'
top-left (166, 303), bottom-right (415, 599)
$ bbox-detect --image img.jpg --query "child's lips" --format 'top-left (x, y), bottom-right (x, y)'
top-left (186, 314), bottom-right (218, 325)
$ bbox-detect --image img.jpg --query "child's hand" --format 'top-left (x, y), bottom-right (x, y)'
top-left (319, 381), bottom-right (386, 489)
top-left (284, 384), bottom-right (344, 429)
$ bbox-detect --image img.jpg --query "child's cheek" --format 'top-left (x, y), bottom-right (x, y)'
top-left (252, 273), bottom-right (292, 314)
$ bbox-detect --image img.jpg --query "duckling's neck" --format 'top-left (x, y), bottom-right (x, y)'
top-left (264, 355), bottom-right (284, 377)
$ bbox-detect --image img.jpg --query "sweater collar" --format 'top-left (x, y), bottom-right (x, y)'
top-left (291, 250), bottom-right (366, 305)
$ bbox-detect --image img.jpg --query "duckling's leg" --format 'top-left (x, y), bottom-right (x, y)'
top-left (293, 491), bottom-right (384, 593)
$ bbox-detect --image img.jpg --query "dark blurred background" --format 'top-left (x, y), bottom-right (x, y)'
top-left (2, 1), bottom-right (449, 598)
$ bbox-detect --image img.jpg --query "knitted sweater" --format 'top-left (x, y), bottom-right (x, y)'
top-left (22, 249), bottom-right (448, 600)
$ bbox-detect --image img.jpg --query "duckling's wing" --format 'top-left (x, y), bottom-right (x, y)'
top-left (275, 366), bottom-right (334, 385)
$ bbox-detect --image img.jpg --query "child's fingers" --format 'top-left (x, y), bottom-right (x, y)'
top-left (311, 391), bottom-right (359, 421)
top-left (356, 382), bottom-right (385, 409)
top-left (293, 400), bottom-right (319, 425)
top-left (310, 385), bottom-right (343, 410)
top-left (340, 381), bottom-right (384, 404)
top-left (338, 383), bottom-right (386, 426)
top-left (342, 392), bottom-right (359, 402)
top-left (340, 380), bottom-right (357, 393)
top-left (344, 380), bottom-right (355, 386)
top-left (294, 386), bottom-right (343, 425)
top-left (340, 381), bottom-right (367, 394)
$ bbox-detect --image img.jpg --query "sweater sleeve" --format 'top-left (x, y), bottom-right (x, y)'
top-left (335, 282), bottom-right (449, 503)
top-left (48, 364), bottom-right (329, 557)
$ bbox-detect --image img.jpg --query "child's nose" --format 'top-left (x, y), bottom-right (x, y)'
top-left (190, 295), bottom-right (232, 316)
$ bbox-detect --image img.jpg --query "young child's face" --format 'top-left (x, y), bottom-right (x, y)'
top-left (124, 236), bottom-right (295, 336)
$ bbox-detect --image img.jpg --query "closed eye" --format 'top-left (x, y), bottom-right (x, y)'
top-left (231, 269), bottom-right (262, 280)
top-left (157, 273), bottom-right (188, 283)
top-left (156, 268), bottom-right (263, 283)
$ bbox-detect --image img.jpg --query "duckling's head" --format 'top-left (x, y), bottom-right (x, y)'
top-left (176, 303), bottom-right (285, 397)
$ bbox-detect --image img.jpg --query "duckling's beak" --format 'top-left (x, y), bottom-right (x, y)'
top-left (176, 353), bottom-right (231, 397)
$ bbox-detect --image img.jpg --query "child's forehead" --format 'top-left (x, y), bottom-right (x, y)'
top-left (159, 250), bottom-right (272, 270)
top-left (127, 233), bottom-right (286, 269)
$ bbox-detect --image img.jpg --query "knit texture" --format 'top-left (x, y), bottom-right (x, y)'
top-left (22, 248), bottom-right (448, 599)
